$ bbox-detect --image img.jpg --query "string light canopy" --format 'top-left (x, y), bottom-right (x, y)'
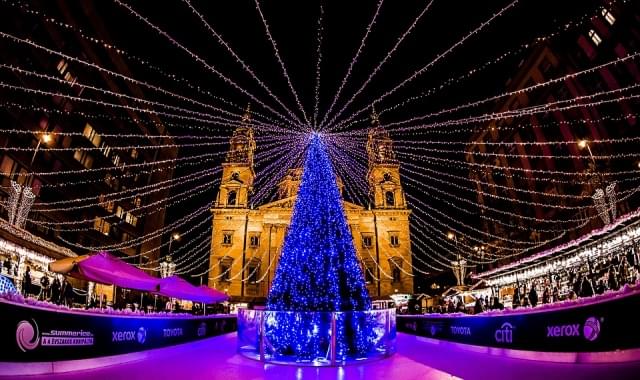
top-left (0, 0), bottom-right (637, 282)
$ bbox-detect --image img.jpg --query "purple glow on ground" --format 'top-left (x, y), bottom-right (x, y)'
top-left (4, 333), bottom-right (639, 380)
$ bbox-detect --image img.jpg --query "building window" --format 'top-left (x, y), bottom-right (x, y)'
top-left (125, 213), bottom-right (138, 227)
top-left (56, 59), bottom-right (68, 75)
top-left (73, 149), bottom-right (94, 169)
top-left (247, 264), bottom-right (260, 283)
top-left (222, 232), bottom-right (233, 245)
top-left (0, 155), bottom-right (16, 177)
top-left (231, 171), bottom-right (240, 181)
top-left (250, 235), bottom-right (260, 247)
top-left (134, 197), bottom-right (142, 207)
top-left (589, 29), bottom-right (602, 46)
top-left (98, 195), bottom-right (114, 212)
top-left (362, 234), bottom-right (373, 248)
top-left (227, 190), bottom-right (237, 206)
top-left (100, 142), bottom-right (111, 158)
top-left (83, 123), bottom-right (101, 147)
top-left (220, 264), bottom-right (231, 282)
top-left (365, 266), bottom-right (375, 284)
top-left (116, 205), bottom-right (125, 219)
top-left (130, 148), bottom-right (138, 159)
top-left (601, 8), bottom-right (615, 25)
top-left (390, 233), bottom-right (400, 247)
top-left (385, 191), bottom-right (395, 207)
top-left (94, 218), bottom-right (110, 236)
top-left (383, 172), bottom-right (392, 182)
top-left (392, 267), bottom-right (401, 283)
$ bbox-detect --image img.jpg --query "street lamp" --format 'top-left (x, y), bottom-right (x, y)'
top-left (9, 132), bottom-right (53, 227)
top-left (160, 233), bottom-right (180, 278)
top-left (447, 232), bottom-right (467, 286)
top-left (578, 139), bottom-right (616, 224)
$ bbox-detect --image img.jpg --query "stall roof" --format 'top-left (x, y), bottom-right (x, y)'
top-left (49, 251), bottom-right (159, 292)
top-left (157, 276), bottom-right (228, 304)
top-left (0, 218), bottom-right (77, 260)
top-left (474, 209), bottom-right (640, 281)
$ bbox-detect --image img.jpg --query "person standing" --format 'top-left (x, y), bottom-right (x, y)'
top-left (542, 287), bottom-right (550, 304)
top-left (50, 276), bottom-right (61, 304)
top-left (22, 267), bottom-right (32, 297)
top-left (580, 275), bottom-right (594, 297)
top-left (512, 287), bottom-right (520, 309)
top-left (39, 275), bottom-right (50, 300)
top-left (529, 285), bottom-right (539, 307)
top-left (608, 267), bottom-right (620, 291)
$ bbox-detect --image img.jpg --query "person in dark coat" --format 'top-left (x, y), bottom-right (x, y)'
top-left (529, 286), bottom-right (539, 307)
top-left (61, 279), bottom-right (74, 307)
top-left (50, 277), bottom-right (61, 304)
top-left (595, 279), bottom-right (606, 295)
top-left (22, 267), bottom-right (32, 297)
top-left (512, 287), bottom-right (520, 309)
top-left (491, 297), bottom-right (504, 310)
top-left (39, 275), bottom-right (50, 300)
top-left (474, 296), bottom-right (484, 314)
top-left (580, 276), bottom-right (594, 297)
top-left (608, 267), bottom-right (619, 291)
top-left (542, 287), bottom-right (550, 304)
top-left (573, 274), bottom-right (583, 298)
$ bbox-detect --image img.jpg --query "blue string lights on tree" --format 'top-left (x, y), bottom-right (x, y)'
top-left (264, 133), bottom-right (378, 362)
top-left (267, 134), bottom-right (371, 312)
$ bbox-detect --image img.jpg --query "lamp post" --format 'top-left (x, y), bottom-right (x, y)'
top-left (9, 132), bottom-right (52, 227)
top-left (578, 139), bottom-right (616, 224)
top-left (448, 232), bottom-right (467, 286)
top-left (160, 233), bottom-right (180, 278)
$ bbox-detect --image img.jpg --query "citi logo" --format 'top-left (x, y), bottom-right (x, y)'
top-left (547, 324), bottom-right (580, 338)
top-left (450, 326), bottom-right (471, 336)
top-left (495, 322), bottom-right (514, 344)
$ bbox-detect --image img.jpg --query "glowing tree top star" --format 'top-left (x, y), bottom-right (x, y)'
top-left (267, 134), bottom-right (372, 312)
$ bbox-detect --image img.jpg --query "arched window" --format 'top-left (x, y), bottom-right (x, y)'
top-left (385, 191), bottom-right (395, 207)
top-left (392, 267), bottom-right (401, 283)
top-left (227, 190), bottom-right (237, 206)
top-left (383, 172), bottom-right (392, 182)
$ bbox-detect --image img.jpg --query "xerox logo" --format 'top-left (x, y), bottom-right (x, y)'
top-left (450, 326), bottom-right (472, 336)
top-left (112, 327), bottom-right (147, 344)
top-left (583, 317), bottom-right (601, 341)
top-left (494, 322), bottom-right (514, 344)
top-left (546, 324), bottom-right (580, 338)
top-left (545, 317), bottom-right (602, 341)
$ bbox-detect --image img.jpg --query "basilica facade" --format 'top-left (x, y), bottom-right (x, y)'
top-left (208, 108), bottom-right (413, 302)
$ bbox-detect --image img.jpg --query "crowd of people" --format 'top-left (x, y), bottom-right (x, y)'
top-left (430, 246), bottom-right (640, 315)
top-left (19, 266), bottom-right (76, 306)
top-left (506, 248), bottom-right (638, 310)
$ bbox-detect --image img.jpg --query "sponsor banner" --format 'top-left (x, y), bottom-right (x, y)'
top-left (2, 300), bottom-right (236, 362)
top-left (398, 291), bottom-right (640, 352)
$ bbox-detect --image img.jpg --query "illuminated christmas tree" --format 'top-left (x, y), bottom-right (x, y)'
top-left (267, 134), bottom-right (372, 312)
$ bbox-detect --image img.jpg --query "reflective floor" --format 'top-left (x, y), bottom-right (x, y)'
top-left (4, 333), bottom-right (640, 380)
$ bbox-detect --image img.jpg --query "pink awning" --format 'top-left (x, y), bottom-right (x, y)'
top-left (49, 251), bottom-right (159, 292)
top-left (158, 276), bottom-right (228, 304)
